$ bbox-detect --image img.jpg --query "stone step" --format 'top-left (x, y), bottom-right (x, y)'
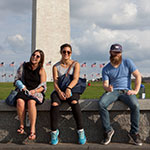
top-left (0, 143), bottom-right (149, 150)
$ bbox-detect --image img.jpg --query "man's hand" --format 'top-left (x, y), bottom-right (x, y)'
top-left (107, 85), bottom-right (113, 92)
top-left (127, 90), bottom-right (138, 95)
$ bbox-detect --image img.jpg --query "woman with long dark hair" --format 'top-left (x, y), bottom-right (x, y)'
top-left (14, 49), bottom-right (47, 140)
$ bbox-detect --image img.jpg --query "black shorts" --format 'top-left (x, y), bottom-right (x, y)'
top-left (15, 91), bottom-right (44, 105)
top-left (50, 91), bottom-right (80, 105)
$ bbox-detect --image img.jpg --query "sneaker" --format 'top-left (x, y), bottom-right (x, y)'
top-left (50, 129), bottom-right (59, 145)
top-left (128, 133), bottom-right (143, 146)
top-left (101, 129), bottom-right (114, 145)
top-left (77, 129), bottom-right (86, 144)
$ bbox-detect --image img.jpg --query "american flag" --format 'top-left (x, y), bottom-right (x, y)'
top-left (8, 74), bottom-right (13, 77)
top-left (9, 62), bottom-right (15, 67)
top-left (46, 61), bottom-right (51, 66)
top-left (91, 62), bottom-right (96, 68)
top-left (2, 74), bottom-right (6, 77)
top-left (81, 62), bottom-right (86, 67)
top-left (0, 62), bottom-right (4, 67)
top-left (99, 63), bottom-right (105, 68)
top-left (96, 73), bottom-right (100, 76)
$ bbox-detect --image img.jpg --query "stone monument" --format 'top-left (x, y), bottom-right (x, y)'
top-left (32, 0), bottom-right (70, 81)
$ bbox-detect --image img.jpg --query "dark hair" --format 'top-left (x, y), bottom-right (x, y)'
top-left (60, 43), bottom-right (72, 52)
top-left (30, 49), bottom-right (45, 68)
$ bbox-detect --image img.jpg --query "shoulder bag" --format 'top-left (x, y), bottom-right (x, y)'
top-left (58, 61), bottom-right (86, 94)
top-left (5, 89), bottom-right (18, 106)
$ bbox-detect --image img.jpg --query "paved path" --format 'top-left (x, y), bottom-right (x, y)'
top-left (0, 143), bottom-right (149, 150)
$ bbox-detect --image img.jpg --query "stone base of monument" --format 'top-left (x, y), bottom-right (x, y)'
top-left (0, 99), bottom-right (150, 144)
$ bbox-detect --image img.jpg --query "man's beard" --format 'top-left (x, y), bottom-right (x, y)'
top-left (110, 54), bottom-right (122, 65)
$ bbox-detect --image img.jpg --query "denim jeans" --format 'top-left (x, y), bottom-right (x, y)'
top-left (99, 90), bottom-right (140, 134)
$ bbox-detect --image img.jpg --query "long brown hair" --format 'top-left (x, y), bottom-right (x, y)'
top-left (30, 49), bottom-right (45, 68)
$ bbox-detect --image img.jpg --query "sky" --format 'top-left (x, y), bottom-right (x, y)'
top-left (0, 0), bottom-right (150, 81)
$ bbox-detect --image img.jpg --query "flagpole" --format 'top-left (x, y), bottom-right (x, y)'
top-left (3, 65), bottom-right (5, 82)
top-left (13, 65), bottom-right (15, 82)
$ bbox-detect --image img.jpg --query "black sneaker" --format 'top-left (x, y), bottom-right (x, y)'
top-left (128, 133), bottom-right (143, 146)
top-left (101, 129), bottom-right (114, 145)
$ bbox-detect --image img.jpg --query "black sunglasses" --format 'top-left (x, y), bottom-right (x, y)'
top-left (111, 51), bottom-right (121, 54)
top-left (32, 53), bottom-right (40, 58)
top-left (62, 50), bottom-right (71, 55)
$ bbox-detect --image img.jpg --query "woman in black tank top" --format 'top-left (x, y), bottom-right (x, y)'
top-left (14, 50), bottom-right (47, 140)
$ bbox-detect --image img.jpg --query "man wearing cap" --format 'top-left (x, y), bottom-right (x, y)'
top-left (99, 44), bottom-right (142, 146)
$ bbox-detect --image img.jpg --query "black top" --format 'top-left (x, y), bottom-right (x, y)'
top-left (24, 62), bottom-right (41, 90)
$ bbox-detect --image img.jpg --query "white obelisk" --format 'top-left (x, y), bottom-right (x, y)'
top-left (32, 0), bottom-right (70, 81)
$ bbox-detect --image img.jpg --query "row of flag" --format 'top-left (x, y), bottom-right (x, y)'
top-left (0, 61), bottom-right (105, 68)
top-left (0, 61), bottom-right (51, 67)
top-left (0, 62), bottom-right (15, 67)
top-left (82, 73), bottom-right (101, 78)
top-left (81, 62), bottom-right (105, 68)
top-left (1, 73), bottom-right (101, 79)
top-left (45, 61), bottom-right (106, 68)
top-left (1, 74), bottom-right (13, 78)
top-left (0, 61), bottom-right (52, 67)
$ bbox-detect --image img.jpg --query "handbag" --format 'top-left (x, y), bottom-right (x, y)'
top-left (58, 61), bottom-right (86, 94)
top-left (5, 90), bottom-right (18, 106)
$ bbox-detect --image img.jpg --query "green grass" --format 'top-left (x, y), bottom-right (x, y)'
top-left (0, 82), bottom-right (14, 100)
top-left (0, 81), bottom-right (150, 100)
top-left (80, 81), bottom-right (105, 99)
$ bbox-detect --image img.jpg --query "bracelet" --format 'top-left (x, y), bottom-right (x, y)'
top-left (67, 87), bottom-right (72, 90)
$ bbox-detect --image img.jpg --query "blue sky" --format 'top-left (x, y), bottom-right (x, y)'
top-left (0, 0), bottom-right (150, 81)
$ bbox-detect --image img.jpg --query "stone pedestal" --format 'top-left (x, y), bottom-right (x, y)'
top-left (32, 0), bottom-right (70, 81)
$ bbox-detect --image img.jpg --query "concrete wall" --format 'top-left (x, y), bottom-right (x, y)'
top-left (0, 99), bottom-right (150, 144)
top-left (32, 0), bottom-right (70, 81)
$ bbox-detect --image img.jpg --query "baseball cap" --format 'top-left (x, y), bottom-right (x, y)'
top-left (110, 43), bottom-right (122, 52)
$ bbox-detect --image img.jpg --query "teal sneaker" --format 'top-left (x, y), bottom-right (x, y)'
top-left (77, 129), bottom-right (86, 144)
top-left (50, 129), bottom-right (59, 145)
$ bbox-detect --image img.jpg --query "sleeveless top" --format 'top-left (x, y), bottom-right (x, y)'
top-left (55, 61), bottom-right (75, 77)
top-left (23, 62), bottom-right (41, 90)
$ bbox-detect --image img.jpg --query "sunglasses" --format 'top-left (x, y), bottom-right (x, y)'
top-left (62, 50), bottom-right (71, 55)
top-left (32, 53), bottom-right (40, 58)
top-left (111, 51), bottom-right (121, 54)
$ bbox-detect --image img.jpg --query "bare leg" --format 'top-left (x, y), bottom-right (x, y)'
top-left (16, 98), bottom-right (25, 134)
top-left (28, 99), bottom-right (37, 140)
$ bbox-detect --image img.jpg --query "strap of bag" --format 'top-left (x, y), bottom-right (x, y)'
top-left (65, 61), bottom-right (76, 77)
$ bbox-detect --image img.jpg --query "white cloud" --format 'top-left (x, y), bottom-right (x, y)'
top-left (137, 0), bottom-right (150, 14)
top-left (112, 3), bottom-right (137, 25)
top-left (0, 33), bottom-right (30, 67)
top-left (7, 34), bottom-right (24, 44)
top-left (72, 24), bottom-right (150, 69)
top-left (6, 34), bottom-right (25, 51)
top-left (70, 0), bottom-right (150, 30)
top-left (70, 40), bottom-right (80, 56)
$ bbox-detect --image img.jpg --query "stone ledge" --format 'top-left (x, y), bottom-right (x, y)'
top-left (0, 99), bottom-right (150, 112)
top-left (0, 99), bottom-right (150, 143)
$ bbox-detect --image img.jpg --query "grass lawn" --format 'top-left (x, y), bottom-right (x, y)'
top-left (0, 81), bottom-right (150, 100)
